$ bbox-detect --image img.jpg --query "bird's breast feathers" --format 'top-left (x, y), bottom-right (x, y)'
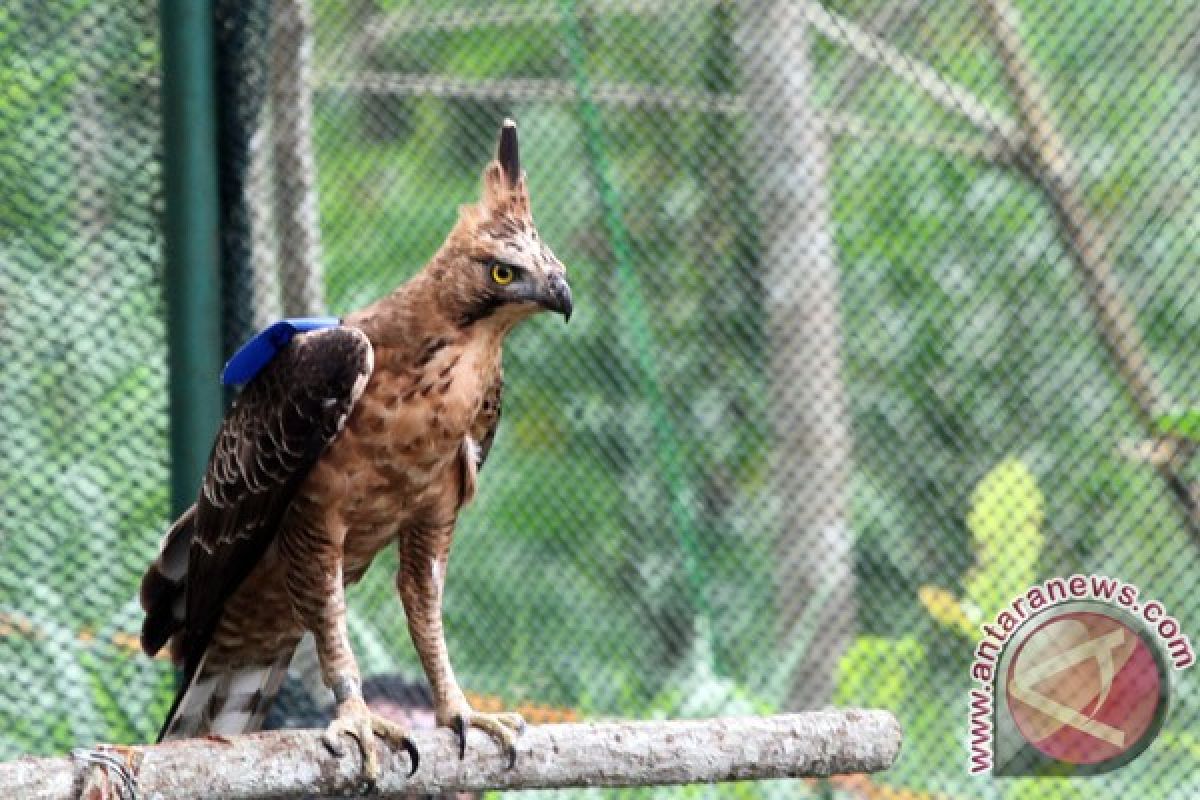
top-left (321, 331), bottom-right (500, 500)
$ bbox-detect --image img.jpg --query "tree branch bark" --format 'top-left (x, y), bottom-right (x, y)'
top-left (270, 0), bottom-right (326, 318)
top-left (2, 712), bottom-right (900, 799)
top-left (739, 0), bottom-right (857, 712)
top-left (340, 0), bottom-right (1021, 160)
top-left (802, 1), bottom-right (1018, 144)
top-left (977, 0), bottom-right (1200, 539)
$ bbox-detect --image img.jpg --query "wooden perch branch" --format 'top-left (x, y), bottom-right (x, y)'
top-left (1, 712), bottom-right (900, 800)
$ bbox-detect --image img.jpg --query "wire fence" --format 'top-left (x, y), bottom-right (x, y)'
top-left (2, 2), bottom-right (1199, 798)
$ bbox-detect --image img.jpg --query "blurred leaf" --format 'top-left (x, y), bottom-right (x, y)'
top-left (917, 585), bottom-right (979, 639)
top-left (1005, 778), bottom-right (1086, 800)
top-left (834, 635), bottom-right (924, 712)
top-left (963, 458), bottom-right (1045, 618)
top-left (1154, 409), bottom-right (1200, 442)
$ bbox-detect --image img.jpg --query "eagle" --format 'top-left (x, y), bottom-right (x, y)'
top-left (139, 120), bottom-right (572, 781)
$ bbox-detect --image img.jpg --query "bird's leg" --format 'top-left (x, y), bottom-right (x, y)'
top-left (293, 561), bottom-right (418, 782)
top-left (398, 521), bottom-right (525, 767)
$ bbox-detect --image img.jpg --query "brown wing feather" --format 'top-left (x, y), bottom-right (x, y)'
top-left (476, 378), bottom-right (503, 472)
top-left (455, 377), bottom-right (502, 510)
top-left (178, 326), bottom-right (372, 680)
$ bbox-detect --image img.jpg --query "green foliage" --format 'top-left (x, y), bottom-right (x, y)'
top-left (1154, 410), bottom-right (1200, 442)
top-left (1004, 779), bottom-right (1086, 800)
top-left (960, 458), bottom-right (1045, 625)
top-left (920, 458), bottom-right (1048, 638)
top-left (835, 635), bottom-right (924, 712)
top-left (0, 2), bottom-right (168, 756)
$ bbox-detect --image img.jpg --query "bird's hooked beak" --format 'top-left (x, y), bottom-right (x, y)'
top-left (542, 272), bottom-right (573, 322)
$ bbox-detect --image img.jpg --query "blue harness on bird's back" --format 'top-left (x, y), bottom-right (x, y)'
top-left (221, 317), bottom-right (342, 386)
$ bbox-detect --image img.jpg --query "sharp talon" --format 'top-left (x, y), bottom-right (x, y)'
top-left (322, 731), bottom-right (346, 758)
top-left (72, 747), bottom-right (141, 800)
top-left (453, 715), bottom-right (468, 760)
top-left (324, 699), bottom-right (415, 789)
top-left (403, 739), bottom-right (420, 776)
top-left (442, 705), bottom-right (525, 766)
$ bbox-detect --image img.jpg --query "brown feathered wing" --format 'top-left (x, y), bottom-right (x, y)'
top-left (140, 325), bottom-right (373, 740)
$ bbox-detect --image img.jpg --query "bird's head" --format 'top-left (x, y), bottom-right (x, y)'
top-left (431, 120), bottom-right (572, 332)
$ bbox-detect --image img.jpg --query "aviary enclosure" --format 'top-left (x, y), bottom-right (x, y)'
top-left (0, 1), bottom-right (1197, 797)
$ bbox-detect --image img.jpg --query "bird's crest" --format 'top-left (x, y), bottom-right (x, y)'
top-left (478, 119), bottom-right (531, 221)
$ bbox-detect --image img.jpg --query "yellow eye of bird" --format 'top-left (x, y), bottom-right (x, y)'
top-left (491, 262), bottom-right (515, 285)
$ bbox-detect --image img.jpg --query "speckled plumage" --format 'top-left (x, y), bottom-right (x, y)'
top-left (140, 122), bottom-right (570, 776)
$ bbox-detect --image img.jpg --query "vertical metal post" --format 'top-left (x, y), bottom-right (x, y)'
top-left (161, 0), bottom-right (223, 516)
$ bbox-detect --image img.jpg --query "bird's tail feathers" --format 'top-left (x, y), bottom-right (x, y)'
top-left (159, 649), bottom-right (295, 742)
top-left (139, 505), bottom-right (196, 658)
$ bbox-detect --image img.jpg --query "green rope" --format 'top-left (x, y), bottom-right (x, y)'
top-left (557, 0), bottom-right (717, 668)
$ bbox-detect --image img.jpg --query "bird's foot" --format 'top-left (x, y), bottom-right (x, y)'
top-left (440, 704), bottom-right (526, 769)
top-left (323, 695), bottom-right (419, 785)
top-left (72, 745), bottom-right (142, 800)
